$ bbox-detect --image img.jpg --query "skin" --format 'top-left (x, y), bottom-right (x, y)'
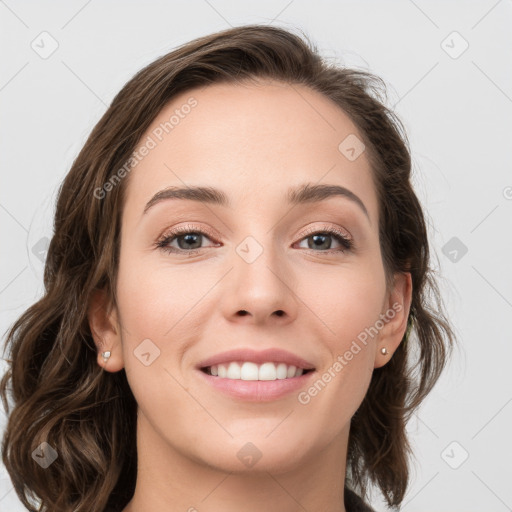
top-left (88, 80), bottom-right (412, 512)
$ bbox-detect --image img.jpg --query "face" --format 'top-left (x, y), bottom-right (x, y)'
top-left (91, 80), bottom-right (411, 475)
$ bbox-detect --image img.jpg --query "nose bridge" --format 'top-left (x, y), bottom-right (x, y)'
top-left (223, 230), bottom-right (298, 323)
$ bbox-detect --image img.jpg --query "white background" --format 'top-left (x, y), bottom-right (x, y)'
top-left (1, 1), bottom-right (511, 511)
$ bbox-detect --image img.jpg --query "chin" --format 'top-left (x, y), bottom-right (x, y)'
top-left (191, 436), bottom-right (313, 475)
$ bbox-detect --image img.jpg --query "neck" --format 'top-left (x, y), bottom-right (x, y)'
top-left (122, 410), bottom-right (349, 512)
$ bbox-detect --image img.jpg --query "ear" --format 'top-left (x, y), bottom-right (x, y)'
top-left (87, 288), bottom-right (124, 372)
top-left (374, 272), bottom-right (412, 368)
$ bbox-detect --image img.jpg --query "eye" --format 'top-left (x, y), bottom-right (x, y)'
top-left (155, 224), bottom-right (219, 255)
top-left (155, 224), bottom-right (354, 256)
top-left (296, 227), bottom-right (353, 253)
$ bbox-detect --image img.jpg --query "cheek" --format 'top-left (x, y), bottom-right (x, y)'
top-left (299, 263), bottom-right (387, 347)
top-left (115, 250), bottom-right (207, 339)
top-left (296, 265), bottom-right (385, 405)
top-left (295, 276), bottom-right (380, 448)
top-left (114, 254), bottom-right (205, 422)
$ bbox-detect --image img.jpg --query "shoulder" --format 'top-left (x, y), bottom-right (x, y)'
top-left (345, 488), bottom-right (377, 512)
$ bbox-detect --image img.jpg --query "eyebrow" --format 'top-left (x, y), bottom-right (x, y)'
top-left (143, 182), bottom-right (370, 222)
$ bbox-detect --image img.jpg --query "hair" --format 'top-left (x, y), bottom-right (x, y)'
top-left (1, 24), bottom-right (455, 512)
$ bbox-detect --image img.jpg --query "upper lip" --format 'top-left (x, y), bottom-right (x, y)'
top-left (197, 348), bottom-right (316, 370)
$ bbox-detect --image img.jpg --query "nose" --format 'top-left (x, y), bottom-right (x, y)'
top-left (219, 238), bottom-right (299, 326)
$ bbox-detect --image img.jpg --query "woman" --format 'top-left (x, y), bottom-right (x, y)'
top-left (1, 25), bottom-right (455, 512)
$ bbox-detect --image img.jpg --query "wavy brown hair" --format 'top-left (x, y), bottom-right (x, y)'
top-left (1, 24), bottom-right (455, 511)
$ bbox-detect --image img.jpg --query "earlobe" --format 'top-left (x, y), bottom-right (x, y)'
top-left (87, 289), bottom-right (124, 372)
top-left (374, 272), bottom-right (413, 369)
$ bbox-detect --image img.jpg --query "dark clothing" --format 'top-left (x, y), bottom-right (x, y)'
top-left (107, 488), bottom-right (375, 511)
top-left (345, 488), bottom-right (376, 512)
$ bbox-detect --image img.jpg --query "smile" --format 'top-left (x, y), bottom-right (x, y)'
top-left (202, 361), bottom-right (312, 380)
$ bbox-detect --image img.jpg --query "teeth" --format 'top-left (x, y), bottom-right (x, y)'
top-left (207, 362), bottom-right (307, 380)
top-left (287, 365), bottom-right (297, 378)
top-left (227, 362), bottom-right (241, 379)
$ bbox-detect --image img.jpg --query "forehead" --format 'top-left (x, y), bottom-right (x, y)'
top-left (122, 80), bottom-right (378, 223)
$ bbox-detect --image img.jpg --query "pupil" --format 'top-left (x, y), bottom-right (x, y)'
top-left (179, 233), bottom-right (201, 250)
top-left (310, 234), bottom-right (331, 250)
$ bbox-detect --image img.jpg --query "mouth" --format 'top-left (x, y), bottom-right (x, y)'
top-left (200, 361), bottom-right (315, 380)
top-left (195, 348), bottom-right (317, 401)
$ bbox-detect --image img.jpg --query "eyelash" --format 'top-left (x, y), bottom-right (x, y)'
top-left (155, 223), bottom-right (354, 256)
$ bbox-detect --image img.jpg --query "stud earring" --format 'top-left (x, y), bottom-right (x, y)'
top-left (380, 347), bottom-right (388, 355)
top-left (102, 351), bottom-right (111, 361)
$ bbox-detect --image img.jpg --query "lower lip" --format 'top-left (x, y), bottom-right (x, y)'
top-left (196, 369), bottom-right (316, 401)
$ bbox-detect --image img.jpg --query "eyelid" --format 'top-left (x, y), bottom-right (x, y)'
top-left (157, 223), bottom-right (352, 243)
top-left (155, 221), bottom-right (354, 255)
top-left (295, 224), bottom-right (354, 252)
top-left (297, 224), bottom-right (352, 242)
top-left (157, 223), bottom-right (219, 243)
